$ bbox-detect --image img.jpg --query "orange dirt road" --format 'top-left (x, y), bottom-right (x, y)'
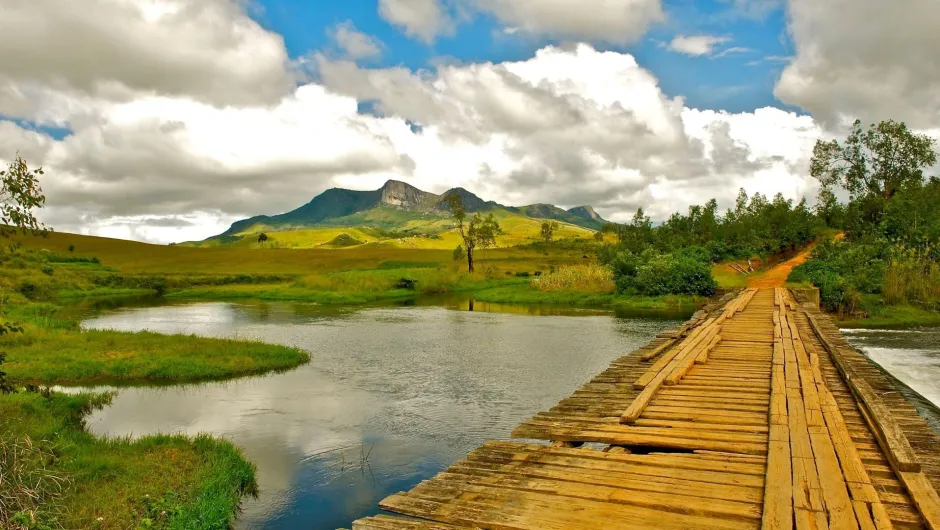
top-left (748, 246), bottom-right (813, 288)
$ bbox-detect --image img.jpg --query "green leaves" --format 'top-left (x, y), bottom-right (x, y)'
top-left (810, 119), bottom-right (937, 201)
top-left (0, 156), bottom-right (48, 245)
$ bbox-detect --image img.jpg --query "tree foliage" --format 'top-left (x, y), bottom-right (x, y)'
top-left (447, 194), bottom-right (502, 273)
top-left (604, 192), bottom-right (819, 262)
top-left (540, 221), bottom-right (558, 245)
top-left (0, 156), bottom-right (47, 244)
top-left (790, 119), bottom-right (940, 315)
top-left (810, 119), bottom-right (937, 201)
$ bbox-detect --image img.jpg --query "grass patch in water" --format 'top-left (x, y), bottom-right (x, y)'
top-left (1, 302), bottom-right (309, 385)
top-left (0, 391), bottom-right (257, 529)
top-left (472, 282), bottom-right (705, 311)
top-left (2, 326), bottom-right (309, 385)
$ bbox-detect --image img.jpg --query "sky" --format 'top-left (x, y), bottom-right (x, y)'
top-left (1, 0), bottom-right (939, 244)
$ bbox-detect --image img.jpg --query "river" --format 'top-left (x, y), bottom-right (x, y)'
top-left (73, 299), bottom-right (940, 527)
top-left (75, 299), bottom-right (683, 528)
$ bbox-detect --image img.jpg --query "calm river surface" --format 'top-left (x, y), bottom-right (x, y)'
top-left (76, 299), bottom-right (683, 529)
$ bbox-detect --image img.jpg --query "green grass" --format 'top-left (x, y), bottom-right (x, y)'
top-left (472, 282), bottom-right (704, 313)
top-left (837, 301), bottom-right (940, 329)
top-left (0, 391), bottom-right (257, 529)
top-left (712, 265), bottom-right (750, 289)
top-left (166, 283), bottom-right (418, 305)
top-left (2, 324), bottom-right (309, 385)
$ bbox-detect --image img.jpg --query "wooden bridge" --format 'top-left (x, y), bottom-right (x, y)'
top-left (349, 288), bottom-right (940, 530)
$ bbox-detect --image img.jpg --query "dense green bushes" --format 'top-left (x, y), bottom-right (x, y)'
top-left (789, 238), bottom-right (940, 313)
top-left (610, 249), bottom-right (717, 297)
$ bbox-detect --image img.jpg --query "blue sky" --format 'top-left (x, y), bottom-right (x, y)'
top-left (253, 0), bottom-right (795, 113)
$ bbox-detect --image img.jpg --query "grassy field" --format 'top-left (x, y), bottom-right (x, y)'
top-left (1, 391), bottom-right (257, 529)
top-left (186, 210), bottom-right (596, 250)
top-left (19, 231), bottom-right (589, 275)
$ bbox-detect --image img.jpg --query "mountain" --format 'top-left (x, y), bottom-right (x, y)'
top-left (513, 204), bottom-right (607, 230)
top-left (200, 180), bottom-right (608, 247)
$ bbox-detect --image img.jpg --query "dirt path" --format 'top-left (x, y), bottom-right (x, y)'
top-left (748, 246), bottom-right (814, 288)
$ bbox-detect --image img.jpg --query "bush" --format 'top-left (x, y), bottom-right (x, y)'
top-left (514, 272), bottom-right (530, 278)
top-left (612, 250), bottom-right (716, 297)
top-left (395, 277), bottom-right (417, 290)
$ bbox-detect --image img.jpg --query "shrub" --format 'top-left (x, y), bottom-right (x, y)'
top-left (514, 272), bottom-right (530, 278)
top-left (395, 277), bottom-right (417, 290)
top-left (611, 250), bottom-right (716, 296)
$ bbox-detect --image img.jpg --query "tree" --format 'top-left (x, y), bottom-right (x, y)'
top-left (446, 194), bottom-right (501, 273)
top-left (0, 155), bottom-right (47, 393)
top-left (593, 231), bottom-right (604, 242)
top-left (0, 155), bottom-right (47, 243)
top-left (810, 119), bottom-right (937, 202)
top-left (452, 245), bottom-right (464, 262)
top-left (815, 186), bottom-right (844, 228)
top-left (257, 232), bottom-right (268, 247)
top-left (540, 221), bottom-right (558, 245)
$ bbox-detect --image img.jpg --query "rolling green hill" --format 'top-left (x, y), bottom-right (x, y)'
top-left (189, 180), bottom-right (608, 249)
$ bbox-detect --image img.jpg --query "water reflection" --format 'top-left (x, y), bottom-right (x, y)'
top-left (78, 301), bottom-right (679, 529)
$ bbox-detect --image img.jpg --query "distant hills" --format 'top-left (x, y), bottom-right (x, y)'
top-left (193, 180), bottom-right (608, 249)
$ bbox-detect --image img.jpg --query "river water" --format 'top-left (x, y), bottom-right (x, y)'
top-left (842, 327), bottom-right (940, 431)
top-left (76, 299), bottom-right (683, 528)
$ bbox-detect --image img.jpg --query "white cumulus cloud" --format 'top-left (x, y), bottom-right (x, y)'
top-left (776, 0), bottom-right (940, 129)
top-left (667, 35), bottom-right (732, 57)
top-left (1, 0), bottom-right (825, 244)
top-left (329, 21), bottom-right (383, 60)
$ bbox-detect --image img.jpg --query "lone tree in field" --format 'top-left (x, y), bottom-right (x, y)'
top-left (257, 232), bottom-right (268, 247)
top-left (810, 119), bottom-right (937, 201)
top-left (540, 221), bottom-right (558, 245)
top-left (446, 194), bottom-right (501, 273)
top-left (0, 155), bottom-right (47, 242)
top-left (0, 155), bottom-right (47, 393)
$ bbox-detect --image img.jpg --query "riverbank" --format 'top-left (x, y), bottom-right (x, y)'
top-left (1, 391), bottom-right (257, 529)
top-left (0, 264), bottom-right (309, 527)
top-left (836, 303), bottom-right (940, 329)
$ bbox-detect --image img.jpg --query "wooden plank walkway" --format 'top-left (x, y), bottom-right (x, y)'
top-left (349, 288), bottom-right (940, 530)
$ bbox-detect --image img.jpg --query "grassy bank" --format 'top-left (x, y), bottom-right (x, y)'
top-left (1, 301), bottom-right (309, 385)
top-left (472, 282), bottom-right (704, 312)
top-left (1, 391), bottom-right (257, 529)
top-left (836, 298), bottom-right (940, 329)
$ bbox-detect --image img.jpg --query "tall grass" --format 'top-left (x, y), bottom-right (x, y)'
top-left (0, 434), bottom-right (70, 529)
top-left (535, 264), bottom-right (615, 293)
top-left (883, 258), bottom-right (940, 308)
top-left (1, 392), bottom-right (257, 529)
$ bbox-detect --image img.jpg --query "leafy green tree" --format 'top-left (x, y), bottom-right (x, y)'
top-left (0, 156), bottom-right (47, 243)
top-left (540, 221), bottom-right (558, 245)
top-left (452, 245), bottom-right (464, 261)
top-left (447, 194), bottom-right (502, 273)
top-left (815, 186), bottom-right (844, 228)
top-left (257, 232), bottom-right (268, 247)
top-left (593, 231), bottom-right (604, 242)
top-left (810, 119), bottom-right (937, 201)
top-left (0, 155), bottom-right (48, 393)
